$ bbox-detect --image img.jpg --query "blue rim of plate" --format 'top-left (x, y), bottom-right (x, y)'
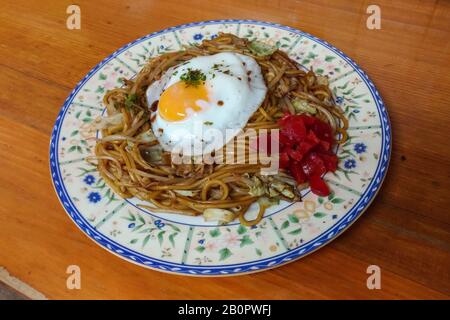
top-left (49, 19), bottom-right (391, 276)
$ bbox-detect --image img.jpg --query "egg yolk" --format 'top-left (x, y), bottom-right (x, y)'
top-left (158, 82), bottom-right (209, 121)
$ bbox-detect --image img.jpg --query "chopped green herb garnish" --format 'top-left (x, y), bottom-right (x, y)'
top-left (124, 93), bottom-right (138, 109)
top-left (180, 68), bottom-right (206, 87)
top-left (203, 121), bottom-right (214, 126)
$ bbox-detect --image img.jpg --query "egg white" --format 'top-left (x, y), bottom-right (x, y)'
top-left (146, 52), bottom-right (267, 156)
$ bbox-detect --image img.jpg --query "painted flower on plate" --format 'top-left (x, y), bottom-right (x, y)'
top-left (193, 33), bottom-right (203, 41)
top-left (154, 219), bottom-right (165, 229)
top-left (205, 241), bottom-right (218, 251)
top-left (88, 192), bottom-right (101, 203)
top-left (344, 159), bottom-right (357, 169)
top-left (223, 233), bottom-right (239, 247)
top-left (354, 143), bottom-right (367, 154)
top-left (83, 174), bottom-right (95, 185)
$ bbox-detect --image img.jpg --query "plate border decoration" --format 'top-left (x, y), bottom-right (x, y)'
top-left (49, 19), bottom-right (391, 276)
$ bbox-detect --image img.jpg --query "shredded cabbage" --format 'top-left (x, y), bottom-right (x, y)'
top-left (316, 75), bottom-right (329, 86)
top-left (174, 190), bottom-right (198, 197)
top-left (136, 129), bottom-right (157, 143)
top-left (248, 176), bottom-right (266, 197)
top-left (89, 113), bottom-right (123, 131)
top-left (292, 98), bottom-right (317, 115)
top-left (258, 196), bottom-right (279, 208)
top-left (140, 145), bottom-right (163, 163)
top-left (203, 208), bottom-right (235, 225)
top-left (248, 40), bottom-right (277, 57)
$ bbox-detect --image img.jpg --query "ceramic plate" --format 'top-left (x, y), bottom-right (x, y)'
top-left (50, 20), bottom-right (391, 276)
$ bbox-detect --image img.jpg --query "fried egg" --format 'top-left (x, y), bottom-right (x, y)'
top-left (146, 52), bottom-right (267, 156)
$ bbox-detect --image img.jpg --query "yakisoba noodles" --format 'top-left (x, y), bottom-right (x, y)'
top-left (89, 33), bottom-right (348, 226)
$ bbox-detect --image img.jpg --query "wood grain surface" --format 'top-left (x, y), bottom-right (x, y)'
top-left (0, 0), bottom-right (449, 299)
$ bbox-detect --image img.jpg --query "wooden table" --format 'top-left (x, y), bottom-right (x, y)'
top-left (1, 0), bottom-right (449, 300)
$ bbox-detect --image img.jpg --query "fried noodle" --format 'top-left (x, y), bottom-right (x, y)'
top-left (92, 33), bottom-right (348, 225)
